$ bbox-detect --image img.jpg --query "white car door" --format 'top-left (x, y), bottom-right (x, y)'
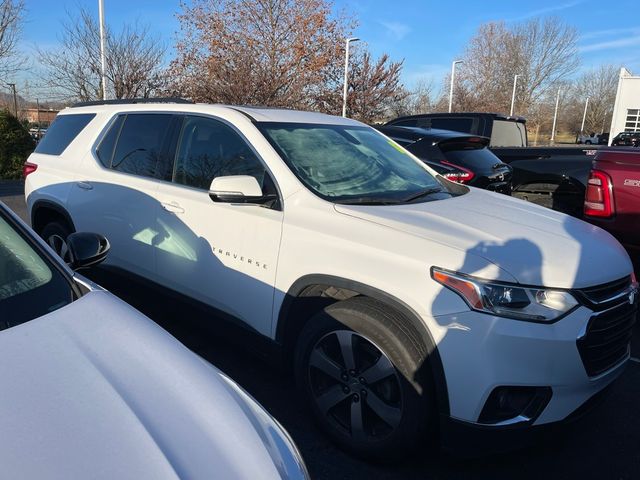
top-left (69, 113), bottom-right (180, 281)
top-left (154, 115), bottom-right (283, 337)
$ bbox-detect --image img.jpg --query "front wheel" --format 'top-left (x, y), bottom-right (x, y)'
top-left (294, 297), bottom-right (434, 461)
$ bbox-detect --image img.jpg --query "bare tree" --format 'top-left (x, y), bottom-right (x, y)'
top-left (0, 0), bottom-right (24, 80)
top-left (169, 0), bottom-right (355, 110)
top-left (452, 17), bottom-right (579, 116)
top-left (345, 50), bottom-right (407, 122)
top-left (37, 8), bottom-right (167, 101)
top-left (388, 78), bottom-right (435, 117)
top-left (571, 65), bottom-right (618, 134)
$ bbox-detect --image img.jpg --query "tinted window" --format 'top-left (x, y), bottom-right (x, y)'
top-left (174, 116), bottom-right (266, 190)
top-left (112, 114), bottom-right (174, 178)
top-left (428, 117), bottom-right (474, 133)
top-left (442, 145), bottom-right (504, 170)
top-left (390, 119), bottom-right (418, 127)
top-left (0, 213), bottom-right (73, 327)
top-left (34, 114), bottom-right (96, 155)
top-left (96, 115), bottom-right (125, 167)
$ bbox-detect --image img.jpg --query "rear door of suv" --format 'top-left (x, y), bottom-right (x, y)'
top-left (153, 114), bottom-right (284, 337)
top-left (68, 112), bottom-right (181, 280)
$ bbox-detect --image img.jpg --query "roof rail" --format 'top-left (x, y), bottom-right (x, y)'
top-left (71, 97), bottom-right (194, 108)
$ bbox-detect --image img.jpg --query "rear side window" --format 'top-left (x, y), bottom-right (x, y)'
top-left (34, 113), bottom-right (96, 155)
top-left (111, 114), bottom-right (174, 178)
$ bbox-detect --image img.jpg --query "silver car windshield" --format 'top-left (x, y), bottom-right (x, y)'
top-left (259, 122), bottom-right (453, 204)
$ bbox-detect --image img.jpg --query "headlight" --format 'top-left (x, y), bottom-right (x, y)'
top-left (431, 267), bottom-right (578, 322)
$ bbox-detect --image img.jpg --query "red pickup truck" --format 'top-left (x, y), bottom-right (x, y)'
top-left (584, 148), bottom-right (640, 270)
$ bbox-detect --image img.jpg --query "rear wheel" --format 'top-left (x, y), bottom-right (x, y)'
top-left (294, 297), bottom-right (434, 460)
top-left (40, 220), bottom-right (72, 262)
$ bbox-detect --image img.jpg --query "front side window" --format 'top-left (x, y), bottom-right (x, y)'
top-left (259, 123), bottom-right (449, 203)
top-left (174, 116), bottom-right (266, 190)
top-left (111, 114), bottom-right (174, 178)
top-left (35, 113), bottom-right (96, 155)
top-left (0, 213), bottom-right (73, 328)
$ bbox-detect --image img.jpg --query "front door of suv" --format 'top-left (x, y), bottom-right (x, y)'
top-left (154, 115), bottom-right (283, 337)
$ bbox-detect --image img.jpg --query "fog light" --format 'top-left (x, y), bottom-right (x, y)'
top-left (478, 386), bottom-right (552, 425)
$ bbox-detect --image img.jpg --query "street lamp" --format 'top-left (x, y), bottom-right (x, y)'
top-left (98, 0), bottom-right (108, 101)
top-left (6, 83), bottom-right (17, 117)
top-left (550, 87), bottom-right (561, 144)
top-left (448, 60), bottom-right (463, 113)
top-left (510, 74), bottom-right (520, 116)
top-left (580, 97), bottom-right (590, 134)
top-left (342, 37), bottom-right (360, 117)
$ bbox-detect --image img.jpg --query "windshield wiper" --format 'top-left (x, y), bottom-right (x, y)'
top-left (336, 197), bottom-right (401, 205)
top-left (401, 188), bottom-right (443, 203)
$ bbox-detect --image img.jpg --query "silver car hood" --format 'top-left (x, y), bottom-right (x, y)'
top-left (0, 291), bottom-right (306, 480)
top-left (335, 188), bottom-right (632, 289)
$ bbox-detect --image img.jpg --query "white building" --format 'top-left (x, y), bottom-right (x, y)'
top-left (609, 68), bottom-right (640, 144)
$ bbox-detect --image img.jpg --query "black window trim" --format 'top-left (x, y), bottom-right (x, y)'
top-left (90, 111), bottom-right (284, 211)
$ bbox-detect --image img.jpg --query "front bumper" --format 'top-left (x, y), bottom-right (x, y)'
top-left (432, 304), bottom-right (631, 426)
top-left (439, 382), bottom-right (615, 456)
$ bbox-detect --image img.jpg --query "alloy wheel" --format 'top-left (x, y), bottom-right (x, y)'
top-left (307, 330), bottom-right (403, 442)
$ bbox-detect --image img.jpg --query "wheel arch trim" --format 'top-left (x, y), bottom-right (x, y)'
top-left (31, 199), bottom-right (76, 234)
top-left (277, 273), bottom-right (450, 415)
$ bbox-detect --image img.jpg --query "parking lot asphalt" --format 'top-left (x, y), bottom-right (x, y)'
top-left (3, 183), bottom-right (640, 480)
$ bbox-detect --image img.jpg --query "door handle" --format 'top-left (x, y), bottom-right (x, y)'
top-left (161, 202), bottom-right (185, 214)
top-left (76, 181), bottom-right (93, 190)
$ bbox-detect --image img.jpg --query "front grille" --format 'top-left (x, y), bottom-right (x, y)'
top-left (579, 276), bottom-right (632, 306)
top-left (577, 301), bottom-right (637, 377)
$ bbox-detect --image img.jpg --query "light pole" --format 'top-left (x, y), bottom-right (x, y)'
top-left (7, 83), bottom-right (17, 117)
top-left (342, 37), bottom-right (360, 117)
top-left (98, 0), bottom-right (108, 101)
top-left (448, 60), bottom-right (463, 113)
top-left (509, 74), bottom-right (520, 116)
top-left (550, 87), bottom-right (561, 144)
top-left (580, 96), bottom-right (590, 133)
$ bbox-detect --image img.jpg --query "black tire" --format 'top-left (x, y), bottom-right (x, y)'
top-left (40, 220), bottom-right (72, 262)
top-left (294, 296), bottom-right (435, 461)
top-left (585, 140), bottom-right (592, 145)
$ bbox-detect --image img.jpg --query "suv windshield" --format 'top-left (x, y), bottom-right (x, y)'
top-left (259, 122), bottom-right (451, 204)
top-left (0, 212), bottom-right (73, 328)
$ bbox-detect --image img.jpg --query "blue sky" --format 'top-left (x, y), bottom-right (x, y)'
top-left (16, 0), bottom-right (640, 95)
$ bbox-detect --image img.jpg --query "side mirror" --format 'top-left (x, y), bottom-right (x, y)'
top-left (66, 232), bottom-right (110, 270)
top-left (208, 175), bottom-right (276, 204)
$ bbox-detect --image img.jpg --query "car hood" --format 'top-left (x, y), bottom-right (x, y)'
top-left (335, 188), bottom-right (632, 289)
top-left (0, 291), bottom-right (306, 480)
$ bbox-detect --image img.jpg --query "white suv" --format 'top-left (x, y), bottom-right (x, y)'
top-left (24, 99), bottom-right (637, 459)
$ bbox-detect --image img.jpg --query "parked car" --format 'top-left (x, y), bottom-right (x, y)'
top-left (375, 126), bottom-right (512, 194)
top-left (611, 131), bottom-right (640, 147)
top-left (576, 132), bottom-right (599, 145)
top-left (598, 132), bottom-right (610, 145)
top-left (0, 200), bottom-right (308, 479)
top-left (583, 147), bottom-right (640, 271)
top-left (385, 112), bottom-right (600, 218)
top-left (25, 99), bottom-right (638, 460)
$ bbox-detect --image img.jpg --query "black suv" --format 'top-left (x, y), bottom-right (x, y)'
top-left (376, 126), bottom-right (512, 194)
top-left (611, 132), bottom-right (640, 147)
